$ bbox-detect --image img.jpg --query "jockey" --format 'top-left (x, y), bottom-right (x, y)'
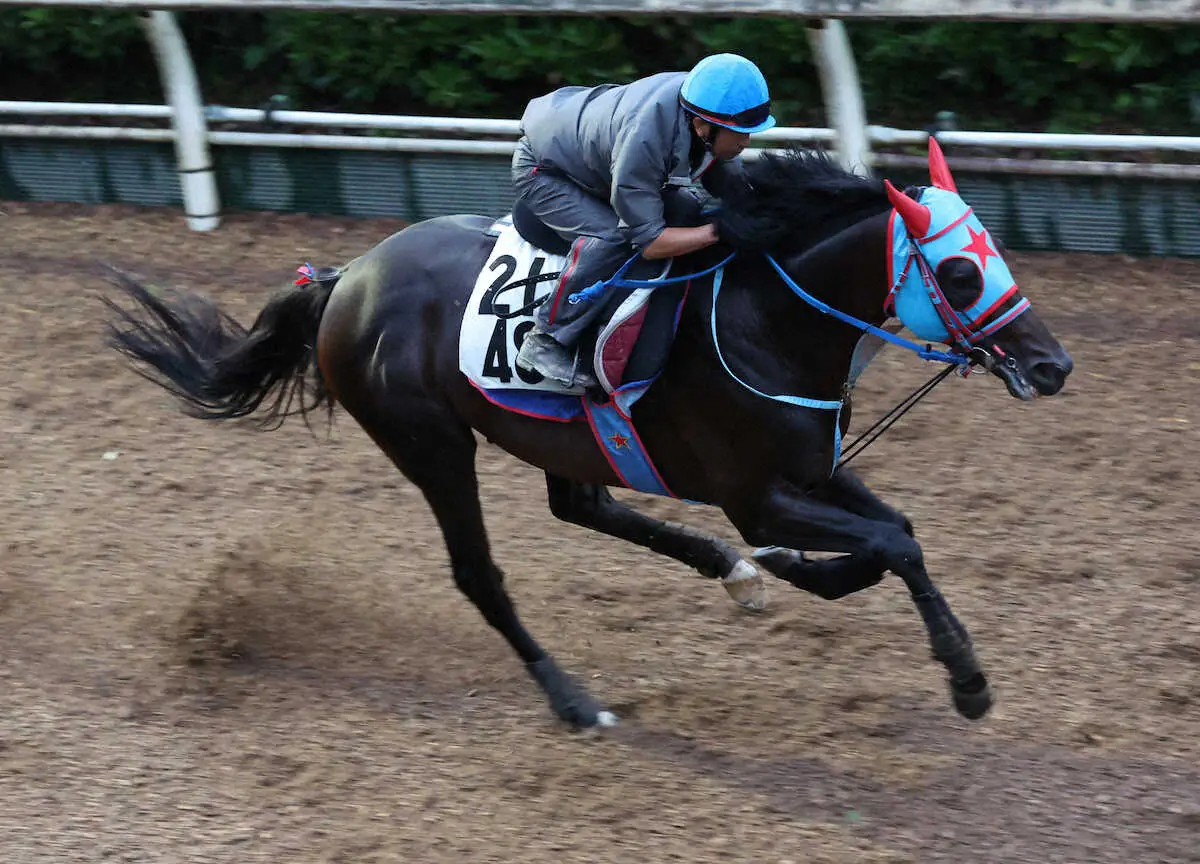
top-left (511, 53), bottom-right (777, 388)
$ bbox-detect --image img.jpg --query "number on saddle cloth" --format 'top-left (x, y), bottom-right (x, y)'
top-left (460, 220), bottom-right (575, 394)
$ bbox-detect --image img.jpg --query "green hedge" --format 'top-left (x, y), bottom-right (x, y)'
top-left (2, 10), bottom-right (1197, 134)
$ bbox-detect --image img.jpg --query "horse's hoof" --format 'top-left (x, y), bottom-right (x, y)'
top-left (950, 673), bottom-right (993, 720)
top-left (526, 657), bottom-right (617, 730)
top-left (722, 559), bottom-right (768, 611)
top-left (563, 703), bottom-right (619, 731)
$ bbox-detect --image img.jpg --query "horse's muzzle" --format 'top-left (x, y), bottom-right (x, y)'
top-left (1028, 355), bottom-right (1073, 396)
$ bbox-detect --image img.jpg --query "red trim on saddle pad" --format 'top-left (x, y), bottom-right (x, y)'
top-left (600, 305), bottom-right (649, 390)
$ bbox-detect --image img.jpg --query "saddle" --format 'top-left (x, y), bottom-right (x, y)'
top-left (520, 200), bottom-right (685, 392)
top-left (511, 198), bottom-right (572, 257)
top-left (461, 201), bottom-right (688, 398)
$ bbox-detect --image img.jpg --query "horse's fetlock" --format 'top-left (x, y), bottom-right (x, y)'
top-left (928, 628), bottom-right (980, 681)
top-left (929, 629), bottom-right (965, 660)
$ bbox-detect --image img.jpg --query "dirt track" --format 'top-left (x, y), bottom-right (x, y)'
top-left (1, 201), bottom-right (1199, 863)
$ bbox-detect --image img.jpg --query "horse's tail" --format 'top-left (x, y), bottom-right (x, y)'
top-left (103, 266), bottom-right (340, 430)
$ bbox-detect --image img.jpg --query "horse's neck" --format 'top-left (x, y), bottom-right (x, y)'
top-left (787, 211), bottom-right (893, 325)
top-left (693, 212), bottom-right (891, 402)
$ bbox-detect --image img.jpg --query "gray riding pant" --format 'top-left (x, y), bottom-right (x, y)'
top-left (511, 141), bottom-right (633, 345)
top-left (511, 141), bottom-right (711, 346)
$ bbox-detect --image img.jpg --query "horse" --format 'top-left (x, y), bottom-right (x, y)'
top-left (104, 140), bottom-right (1073, 730)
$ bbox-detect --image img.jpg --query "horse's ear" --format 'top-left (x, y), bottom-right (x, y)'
top-left (884, 179), bottom-right (932, 237)
top-left (927, 137), bottom-right (958, 193)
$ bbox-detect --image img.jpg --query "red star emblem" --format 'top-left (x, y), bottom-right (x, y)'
top-left (608, 432), bottom-right (630, 450)
top-left (961, 226), bottom-right (999, 272)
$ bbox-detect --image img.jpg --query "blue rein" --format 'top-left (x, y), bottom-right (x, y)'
top-left (566, 248), bottom-right (974, 473)
top-left (760, 254), bottom-right (969, 367)
top-left (567, 251), bottom-right (737, 303)
top-left (567, 249), bottom-right (970, 411)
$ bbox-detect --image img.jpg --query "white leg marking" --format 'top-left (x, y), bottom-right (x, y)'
top-left (722, 559), bottom-right (769, 611)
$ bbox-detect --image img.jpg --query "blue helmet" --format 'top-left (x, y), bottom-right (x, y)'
top-left (680, 53), bottom-right (776, 135)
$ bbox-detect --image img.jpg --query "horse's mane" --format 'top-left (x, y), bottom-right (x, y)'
top-left (716, 148), bottom-right (891, 255)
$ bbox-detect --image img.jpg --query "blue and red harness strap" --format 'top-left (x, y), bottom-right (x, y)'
top-left (582, 387), bottom-right (677, 498)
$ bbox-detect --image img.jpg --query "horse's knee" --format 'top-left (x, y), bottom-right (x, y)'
top-left (867, 527), bottom-right (923, 574)
top-left (867, 498), bottom-right (914, 537)
top-left (876, 500), bottom-right (914, 536)
top-left (735, 521), bottom-right (772, 549)
top-left (875, 502), bottom-right (914, 537)
top-left (725, 501), bottom-right (774, 549)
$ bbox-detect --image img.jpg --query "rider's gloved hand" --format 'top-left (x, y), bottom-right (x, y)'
top-left (662, 184), bottom-right (712, 228)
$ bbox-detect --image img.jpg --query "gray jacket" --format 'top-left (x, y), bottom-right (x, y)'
top-left (518, 71), bottom-right (745, 250)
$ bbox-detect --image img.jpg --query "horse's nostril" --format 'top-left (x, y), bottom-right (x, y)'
top-left (1031, 361), bottom-right (1068, 394)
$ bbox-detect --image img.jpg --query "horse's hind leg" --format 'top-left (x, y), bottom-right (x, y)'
top-left (359, 409), bottom-right (614, 729)
top-left (545, 474), bottom-right (768, 610)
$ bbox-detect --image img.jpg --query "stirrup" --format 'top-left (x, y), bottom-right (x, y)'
top-left (567, 343), bottom-right (598, 389)
top-left (516, 332), bottom-right (596, 388)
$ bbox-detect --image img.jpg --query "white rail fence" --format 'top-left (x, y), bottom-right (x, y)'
top-left (1, 8), bottom-right (1196, 230)
top-left (5, 102), bottom-right (1197, 162)
top-left (3, 0), bottom-right (1197, 20)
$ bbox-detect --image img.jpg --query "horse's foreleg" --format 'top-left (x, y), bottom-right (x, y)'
top-left (815, 467), bottom-right (915, 536)
top-left (726, 482), bottom-right (992, 720)
top-left (750, 467), bottom-right (912, 599)
top-left (545, 474), bottom-right (768, 610)
top-left (751, 547), bottom-right (886, 600)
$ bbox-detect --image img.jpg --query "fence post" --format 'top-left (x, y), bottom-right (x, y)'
top-left (140, 11), bottom-right (220, 231)
top-left (807, 19), bottom-right (872, 177)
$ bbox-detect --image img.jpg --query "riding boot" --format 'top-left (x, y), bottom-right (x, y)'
top-left (516, 235), bottom-right (633, 388)
top-left (515, 330), bottom-right (599, 389)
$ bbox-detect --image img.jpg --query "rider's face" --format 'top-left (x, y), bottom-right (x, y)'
top-left (711, 127), bottom-right (751, 160)
top-left (692, 118), bottom-right (751, 160)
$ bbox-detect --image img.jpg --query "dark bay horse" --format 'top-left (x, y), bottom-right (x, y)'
top-left (106, 142), bottom-right (1073, 729)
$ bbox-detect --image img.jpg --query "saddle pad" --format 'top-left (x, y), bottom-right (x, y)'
top-left (459, 222), bottom-right (580, 395)
top-left (461, 220), bottom-right (678, 397)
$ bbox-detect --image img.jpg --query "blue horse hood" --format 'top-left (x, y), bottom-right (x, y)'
top-left (887, 187), bottom-right (1020, 344)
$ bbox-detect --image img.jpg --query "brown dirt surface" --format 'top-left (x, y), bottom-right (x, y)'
top-left (1, 200), bottom-right (1199, 864)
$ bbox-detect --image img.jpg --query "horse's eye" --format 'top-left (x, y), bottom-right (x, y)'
top-left (936, 257), bottom-right (984, 311)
